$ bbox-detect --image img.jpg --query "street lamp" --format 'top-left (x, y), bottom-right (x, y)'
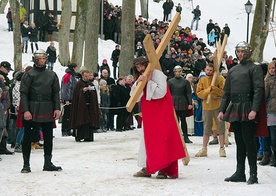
top-left (245, 0), bottom-right (253, 43)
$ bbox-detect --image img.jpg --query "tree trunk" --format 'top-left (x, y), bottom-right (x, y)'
top-left (250, 0), bottom-right (273, 62)
top-left (71, 0), bottom-right (87, 68)
top-left (119, 0), bottom-right (136, 76)
top-left (83, 0), bottom-right (100, 72)
top-left (272, 0), bottom-right (276, 22)
top-left (0, 0), bottom-right (8, 13)
top-left (58, 0), bottom-right (72, 66)
top-left (10, 0), bottom-right (22, 71)
top-left (140, 0), bottom-right (148, 20)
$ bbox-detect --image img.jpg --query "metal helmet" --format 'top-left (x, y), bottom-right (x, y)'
top-left (235, 41), bottom-right (252, 62)
top-left (173, 65), bottom-right (182, 71)
top-left (32, 49), bottom-right (48, 66)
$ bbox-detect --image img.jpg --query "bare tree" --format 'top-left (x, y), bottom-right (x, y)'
top-left (10, 0), bottom-right (22, 71)
top-left (0, 0), bottom-right (8, 13)
top-left (140, 0), bottom-right (148, 19)
top-left (119, 0), bottom-right (136, 76)
top-left (71, 0), bottom-right (87, 67)
top-left (58, 0), bottom-right (72, 66)
top-left (83, 0), bottom-right (100, 72)
top-left (250, 0), bottom-right (273, 62)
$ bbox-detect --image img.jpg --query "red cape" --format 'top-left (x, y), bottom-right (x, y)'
top-left (254, 94), bottom-right (268, 137)
top-left (141, 86), bottom-right (186, 177)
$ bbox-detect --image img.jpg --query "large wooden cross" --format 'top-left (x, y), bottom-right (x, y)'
top-left (126, 13), bottom-right (190, 165)
top-left (206, 35), bottom-right (228, 105)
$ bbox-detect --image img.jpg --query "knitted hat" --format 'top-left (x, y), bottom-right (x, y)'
top-left (99, 79), bottom-right (107, 86)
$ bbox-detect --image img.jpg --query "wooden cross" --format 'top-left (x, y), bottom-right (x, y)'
top-left (206, 35), bottom-right (228, 105)
top-left (126, 13), bottom-right (190, 165)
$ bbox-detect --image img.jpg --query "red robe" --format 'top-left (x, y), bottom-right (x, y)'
top-left (141, 85), bottom-right (186, 178)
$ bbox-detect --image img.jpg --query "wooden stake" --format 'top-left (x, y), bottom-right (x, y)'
top-left (206, 35), bottom-right (228, 105)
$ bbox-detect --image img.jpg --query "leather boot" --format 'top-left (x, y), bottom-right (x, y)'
top-left (31, 43), bottom-right (34, 53)
top-left (0, 136), bottom-right (14, 155)
top-left (270, 150), bottom-right (276, 167)
top-left (21, 155), bottom-right (31, 173)
top-left (259, 151), bottom-right (270, 166)
top-left (43, 155), bottom-right (62, 171)
top-left (247, 166), bottom-right (258, 184)
top-left (225, 164), bottom-right (246, 182)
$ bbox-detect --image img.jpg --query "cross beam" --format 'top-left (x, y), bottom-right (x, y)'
top-left (126, 13), bottom-right (190, 165)
top-left (126, 13), bottom-right (181, 112)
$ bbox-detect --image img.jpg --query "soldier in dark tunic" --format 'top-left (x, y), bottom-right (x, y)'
top-left (218, 42), bottom-right (264, 184)
top-left (168, 65), bottom-right (193, 143)
top-left (20, 49), bottom-right (61, 173)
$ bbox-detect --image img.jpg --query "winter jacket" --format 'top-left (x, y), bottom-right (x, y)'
top-left (29, 27), bottom-right (39, 42)
top-left (47, 16), bottom-right (57, 32)
top-left (111, 49), bottom-right (120, 63)
top-left (38, 13), bottom-right (48, 28)
top-left (114, 17), bottom-right (121, 33)
top-left (21, 24), bottom-right (30, 38)
top-left (176, 6), bottom-right (182, 14)
top-left (163, 2), bottom-right (172, 14)
top-left (194, 59), bottom-right (206, 77)
top-left (206, 23), bottom-right (215, 34)
top-left (266, 75), bottom-right (276, 113)
top-left (192, 9), bottom-right (201, 19)
top-left (208, 32), bottom-right (217, 44)
top-left (0, 103), bottom-right (6, 128)
top-left (100, 89), bottom-right (110, 114)
top-left (61, 68), bottom-right (78, 101)
top-left (46, 46), bottom-right (57, 63)
top-left (100, 63), bottom-right (111, 75)
top-left (6, 11), bottom-right (12, 22)
top-left (168, 76), bottom-right (192, 111)
top-left (161, 58), bottom-right (174, 78)
top-left (223, 26), bottom-right (231, 37)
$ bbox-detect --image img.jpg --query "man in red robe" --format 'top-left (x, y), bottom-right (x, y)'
top-left (131, 57), bottom-right (186, 179)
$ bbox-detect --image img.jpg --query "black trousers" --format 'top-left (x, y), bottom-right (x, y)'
top-left (116, 109), bottom-right (130, 130)
top-left (22, 121), bottom-right (53, 157)
top-left (231, 121), bottom-right (257, 166)
top-left (61, 104), bottom-right (72, 135)
top-left (176, 110), bottom-right (188, 139)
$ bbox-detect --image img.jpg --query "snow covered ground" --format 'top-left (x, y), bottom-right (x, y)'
top-left (1, 0), bottom-right (276, 195)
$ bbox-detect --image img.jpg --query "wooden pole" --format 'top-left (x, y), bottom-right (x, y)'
top-left (206, 35), bottom-right (228, 105)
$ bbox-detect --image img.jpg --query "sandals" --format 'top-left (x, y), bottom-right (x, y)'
top-left (133, 167), bottom-right (151, 177)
